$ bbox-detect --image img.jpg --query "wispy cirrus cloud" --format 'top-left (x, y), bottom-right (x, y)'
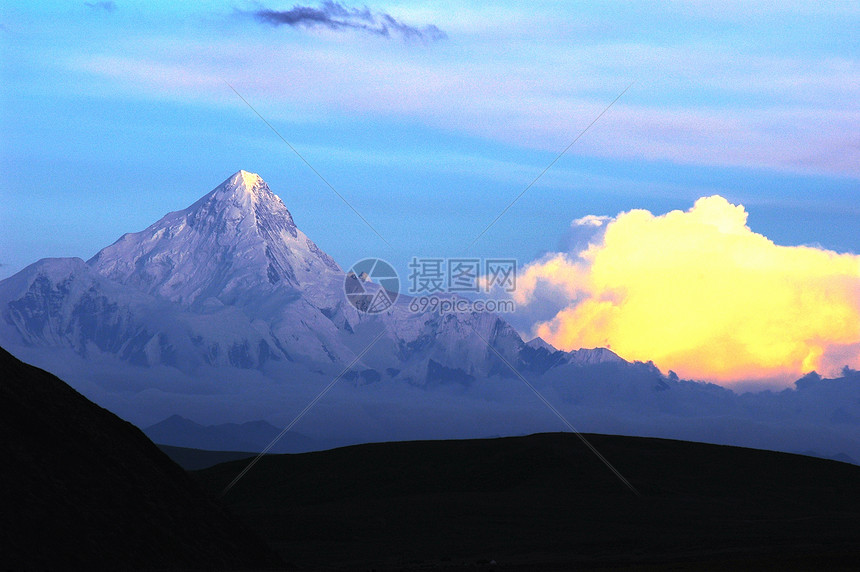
top-left (84, 1), bottom-right (116, 12)
top-left (60, 4), bottom-right (858, 178)
top-left (253, 2), bottom-right (447, 42)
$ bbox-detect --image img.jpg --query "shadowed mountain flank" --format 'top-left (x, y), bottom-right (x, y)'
top-left (0, 346), bottom-right (282, 570)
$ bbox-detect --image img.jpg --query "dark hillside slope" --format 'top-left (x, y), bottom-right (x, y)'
top-left (199, 432), bottom-right (860, 570)
top-left (0, 346), bottom-right (282, 571)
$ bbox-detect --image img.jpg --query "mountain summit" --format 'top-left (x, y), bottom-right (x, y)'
top-left (88, 170), bottom-right (340, 306)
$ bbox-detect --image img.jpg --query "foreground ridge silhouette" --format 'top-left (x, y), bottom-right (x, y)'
top-left (0, 346), bottom-right (282, 571)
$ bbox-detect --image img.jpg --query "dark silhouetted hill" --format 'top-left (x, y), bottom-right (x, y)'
top-left (0, 346), bottom-right (282, 571)
top-left (198, 433), bottom-right (860, 570)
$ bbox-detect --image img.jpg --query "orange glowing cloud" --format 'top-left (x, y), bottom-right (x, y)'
top-left (517, 196), bottom-right (860, 387)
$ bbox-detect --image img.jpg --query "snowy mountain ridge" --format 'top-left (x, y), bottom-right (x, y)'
top-left (0, 171), bottom-right (544, 378)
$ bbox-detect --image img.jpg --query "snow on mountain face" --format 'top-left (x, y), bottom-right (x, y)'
top-left (0, 171), bottom-right (538, 377)
top-left (0, 257), bottom-right (156, 360)
top-left (0, 256), bottom-right (287, 370)
top-left (88, 171), bottom-right (340, 307)
top-left (526, 337), bottom-right (557, 352)
top-left (566, 347), bottom-right (626, 365)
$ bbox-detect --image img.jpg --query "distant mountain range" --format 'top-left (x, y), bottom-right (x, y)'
top-left (0, 171), bottom-right (614, 379)
top-left (144, 414), bottom-right (317, 453)
top-left (1, 170), bottom-right (858, 462)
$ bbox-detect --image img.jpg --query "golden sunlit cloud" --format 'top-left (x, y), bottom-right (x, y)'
top-left (517, 196), bottom-right (860, 387)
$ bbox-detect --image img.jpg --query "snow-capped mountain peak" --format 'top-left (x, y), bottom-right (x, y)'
top-left (526, 336), bottom-right (557, 353)
top-left (204, 169), bottom-right (296, 228)
top-left (233, 169), bottom-right (263, 190)
top-left (210, 170), bottom-right (290, 219)
top-left (0, 170), bottom-right (546, 379)
top-left (88, 171), bottom-right (340, 306)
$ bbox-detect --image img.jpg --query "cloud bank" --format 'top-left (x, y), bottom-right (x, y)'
top-left (516, 196), bottom-right (860, 387)
top-left (254, 2), bottom-right (447, 42)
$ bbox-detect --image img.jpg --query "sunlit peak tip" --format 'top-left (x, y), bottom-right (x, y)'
top-left (230, 170), bottom-right (263, 188)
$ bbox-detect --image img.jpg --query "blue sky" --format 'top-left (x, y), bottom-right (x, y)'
top-left (1, 0), bottom-right (858, 283)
